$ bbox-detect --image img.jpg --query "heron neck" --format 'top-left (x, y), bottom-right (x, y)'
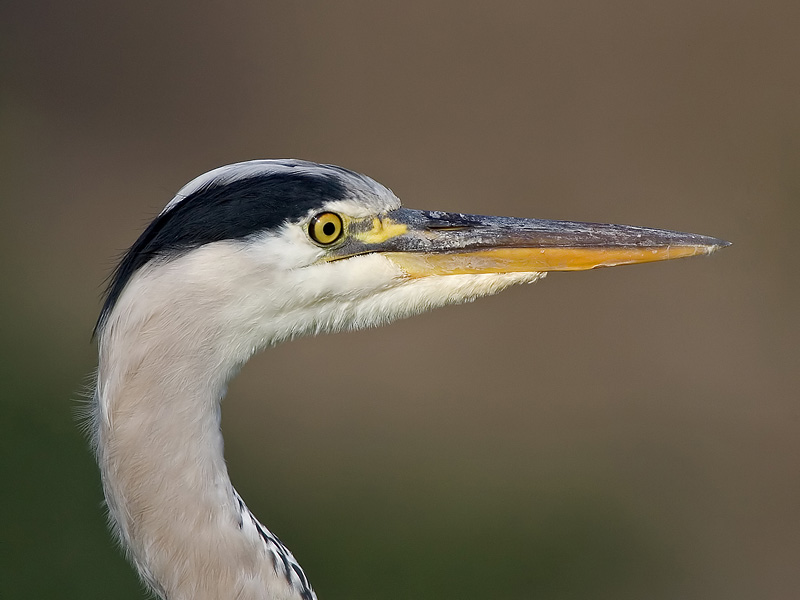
top-left (94, 316), bottom-right (308, 600)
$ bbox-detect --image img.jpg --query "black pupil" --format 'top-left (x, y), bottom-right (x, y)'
top-left (322, 221), bottom-right (336, 236)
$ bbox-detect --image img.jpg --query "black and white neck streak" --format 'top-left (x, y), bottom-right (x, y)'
top-left (93, 159), bottom-right (728, 599)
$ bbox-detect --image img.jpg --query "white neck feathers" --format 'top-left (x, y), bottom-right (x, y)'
top-left (94, 247), bottom-right (315, 600)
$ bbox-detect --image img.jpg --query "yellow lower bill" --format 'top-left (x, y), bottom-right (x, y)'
top-left (384, 245), bottom-right (716, 277)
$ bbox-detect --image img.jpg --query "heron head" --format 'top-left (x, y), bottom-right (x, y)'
top-left (98, 160), bottom-right (729, 361)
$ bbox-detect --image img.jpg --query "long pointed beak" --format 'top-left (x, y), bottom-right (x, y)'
top-left (334, 208), bottom-right (731, 276)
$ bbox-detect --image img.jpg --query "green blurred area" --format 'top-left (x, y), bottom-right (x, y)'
top-left (2, 2), bottom-right (799, 599)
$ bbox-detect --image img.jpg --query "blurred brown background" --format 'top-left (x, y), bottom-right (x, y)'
top-left (1, 2), bottom-right (798, 599)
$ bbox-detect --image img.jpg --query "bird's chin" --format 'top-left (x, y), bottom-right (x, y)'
top-left (364, 259), bottom-right (545, 323)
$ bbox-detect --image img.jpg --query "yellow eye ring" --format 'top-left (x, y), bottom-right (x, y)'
top-left (308, 212), bottom-right (344, 245)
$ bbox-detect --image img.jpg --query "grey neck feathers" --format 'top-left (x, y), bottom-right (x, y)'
top-left (94, 298), bottom-right (315, 600)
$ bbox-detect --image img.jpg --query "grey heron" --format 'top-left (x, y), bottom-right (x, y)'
top-left (92, 159), bottom-right (729, 600)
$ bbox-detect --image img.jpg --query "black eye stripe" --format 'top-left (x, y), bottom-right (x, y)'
top-left (98, 171), bottom-right (352, 332)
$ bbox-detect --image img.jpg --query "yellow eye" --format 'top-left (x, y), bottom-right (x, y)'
top-left (308, 212), bottom-right (344, 245)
